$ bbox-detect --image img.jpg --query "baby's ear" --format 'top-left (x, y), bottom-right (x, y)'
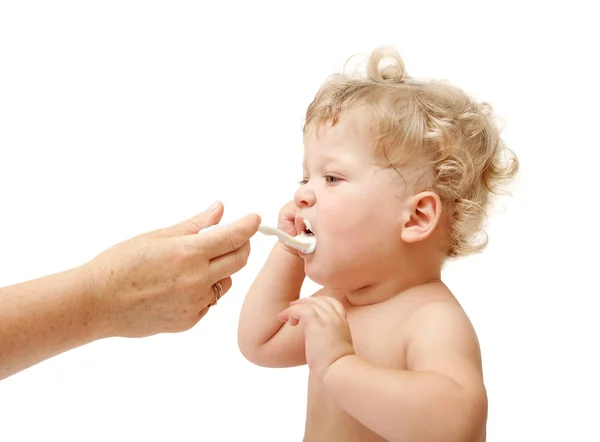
top-left (400, 191), bottom-right (442, 243)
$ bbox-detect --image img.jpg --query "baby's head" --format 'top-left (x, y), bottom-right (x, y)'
top-left (295, 47), bottom-right (518, 289)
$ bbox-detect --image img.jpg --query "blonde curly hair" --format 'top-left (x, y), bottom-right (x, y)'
top-left (303, 47), bottom-right (519, 258)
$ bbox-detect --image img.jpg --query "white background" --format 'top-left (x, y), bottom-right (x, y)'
top-left (1, 1), bottom-right (598, 441)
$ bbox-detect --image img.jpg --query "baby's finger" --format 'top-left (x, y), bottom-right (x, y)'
top-left (320, 296), bottom-right (347, 318)
top-left (278, 304), bottom-right (322, 326)
top-left (278, 310), bottom-right (300, 326)
top-left (278, 306), bottom-right (301, 324)
top-left (287, 299), bottom-right (334, 324)
top-left (278, 201), bottom-right (297, 220)
top-left (291, 296), bottom-right (345, 320)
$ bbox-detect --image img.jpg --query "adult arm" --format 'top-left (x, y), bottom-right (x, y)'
top-left (0, 201), bottom-right (260, 380)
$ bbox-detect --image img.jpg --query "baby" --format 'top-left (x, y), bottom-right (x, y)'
top-left (238, 47), bottom-right (518, 442)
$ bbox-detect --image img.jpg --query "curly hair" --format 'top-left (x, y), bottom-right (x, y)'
top-left (303, 47), bottom-right (519, 258)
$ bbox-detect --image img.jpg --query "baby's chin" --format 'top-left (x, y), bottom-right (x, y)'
top-left (304, 261), bottom-right (362, 289)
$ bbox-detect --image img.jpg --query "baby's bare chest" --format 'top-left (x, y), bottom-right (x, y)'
top-left (346, 304), bottom-right (410, 367)
top-left (304, 309), bottom-right (410, 441)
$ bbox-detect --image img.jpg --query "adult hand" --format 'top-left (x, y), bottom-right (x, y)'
top-left (86, 201), bottom-right (261, 338)
top-left (0, 201), bottom-right (261, 380)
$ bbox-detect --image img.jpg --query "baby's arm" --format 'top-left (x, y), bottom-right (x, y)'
top-left (238, 243), bottom-right (313, 367)
top-left (323, 301), bottom-right (487, 442)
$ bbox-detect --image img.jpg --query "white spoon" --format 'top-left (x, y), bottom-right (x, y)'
top-left (258, 221), bottom-right (316, 254)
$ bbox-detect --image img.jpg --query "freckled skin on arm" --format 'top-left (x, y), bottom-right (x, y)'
top-left (0, 266), bottom-right (103, 380)
top-left (0, 207), bottom-right (261, 380)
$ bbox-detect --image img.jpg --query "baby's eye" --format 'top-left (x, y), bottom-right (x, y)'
top-left (298, 178), bottom-right (309, 185)
top-left (324, 175), bottom-right (340, 184)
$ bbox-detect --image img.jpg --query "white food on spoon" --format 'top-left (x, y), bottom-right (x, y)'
top-left (258, 219), bottom-right (316, 254)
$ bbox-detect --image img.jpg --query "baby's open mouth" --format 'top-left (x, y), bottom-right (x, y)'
top-left (302, 219), bottom-right (315, 236)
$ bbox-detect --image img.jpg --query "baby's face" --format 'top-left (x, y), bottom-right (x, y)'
top-left (294, 116), bottom-right (411, 289)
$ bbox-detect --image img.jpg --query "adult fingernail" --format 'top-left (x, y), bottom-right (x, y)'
top-left (206, 200), bottom-right (220, 212)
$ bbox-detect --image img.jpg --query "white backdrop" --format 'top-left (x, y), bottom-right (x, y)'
top-left (1, 1), bottom-right (598, 441)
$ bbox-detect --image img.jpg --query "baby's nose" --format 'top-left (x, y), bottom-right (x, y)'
top-left (294, 185), bottom-right (316, 207)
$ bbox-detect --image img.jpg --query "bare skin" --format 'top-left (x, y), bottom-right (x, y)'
top-left (239, 245), bottom-right (486, 442)
top-left (238, 118), bottom-right (487, 442)
top-left (1, 201), bottom-right (260, 380)
top-left (302, 285), bottom-right (486, 442)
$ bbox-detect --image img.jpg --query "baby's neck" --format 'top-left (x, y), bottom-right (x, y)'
top-left (343, 272), bottom-right (441, 307)
top-left (342, 250), bottom-right (444, 306)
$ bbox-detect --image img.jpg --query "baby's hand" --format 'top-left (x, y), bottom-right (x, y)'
top-left (277, 200), bottom-right (300, 255)
top-left (278, 296), bottom-right (355, 379)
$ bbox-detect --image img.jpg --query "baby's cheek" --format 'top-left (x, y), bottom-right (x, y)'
top-left (326, 221), bottom-right (363, 243)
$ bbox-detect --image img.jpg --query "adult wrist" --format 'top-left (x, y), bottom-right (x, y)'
top-left (79, 261), bottom-right (114, 340)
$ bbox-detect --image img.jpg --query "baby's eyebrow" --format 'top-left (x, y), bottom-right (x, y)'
top-left (302, 154), bottom-right (349, 174)
top-left (301, 159), bottom-right (312, 176)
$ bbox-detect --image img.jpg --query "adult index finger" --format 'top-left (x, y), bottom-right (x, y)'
top-left (194, 213), bottom-right (260, 258)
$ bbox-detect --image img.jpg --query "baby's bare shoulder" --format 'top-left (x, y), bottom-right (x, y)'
top-left (403, 290), bottom-right (484, 389)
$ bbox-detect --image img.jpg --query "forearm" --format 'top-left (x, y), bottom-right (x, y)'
top-left (323, 355), bottom-right (486, 442)
top-left (238, 243), bottom-right (305, 359)
top-left (0, 265), bottom-right (106, 380)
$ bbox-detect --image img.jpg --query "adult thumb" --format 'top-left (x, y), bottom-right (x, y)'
top-left (157, 201), bottom-right (224, 238)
